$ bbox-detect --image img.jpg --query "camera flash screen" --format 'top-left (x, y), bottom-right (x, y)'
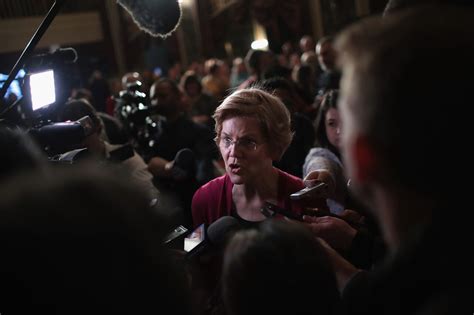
top-left (30, 70), bottom-right (56, 111)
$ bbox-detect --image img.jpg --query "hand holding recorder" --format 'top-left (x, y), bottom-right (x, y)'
top-left (303, 169), bottom-right (336, 198)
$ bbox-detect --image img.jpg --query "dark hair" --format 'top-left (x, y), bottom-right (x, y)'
top-left (180, 71), bottom-right (202, 93)
top-left (59, 99), bottom-right (101, 131)
top-left (222, 220), bottom-right (340, 315)
top-left (245, 49), bottom-right (265, 73)
top-left (262, 64), bottom-right (292, 80)
top-left (0, 166), bottom-right (191, 314)
top-left (259, 77), bottom-right (299, 112)
top-left (259, 76), bottom-right (293, 93)
top-left (153, 77), bottom-right (181, 95)
top-left (0, 126), bottom-right (47, 182)
top-left (314, 89), bottom-right (340, 156)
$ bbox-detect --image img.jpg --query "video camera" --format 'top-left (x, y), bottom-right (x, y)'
top-left (114, 81), bottom-right (158, 157)
top-left (0, 47), bottom-right (93, 157)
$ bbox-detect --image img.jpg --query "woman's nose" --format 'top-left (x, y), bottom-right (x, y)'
top-left (228, 143), bottom-right (243, 157)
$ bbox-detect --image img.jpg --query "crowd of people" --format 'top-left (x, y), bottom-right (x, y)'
top-left (0, 0), bottom-right (472, 314)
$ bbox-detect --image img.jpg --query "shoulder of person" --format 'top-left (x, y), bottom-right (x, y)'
top-left (192, 175), bottom-right (228, 204)
top-left (192, 174), bottom-right (229, 227)
top-left (277, 168), bottom-right (305, 191)
top-left (305, 147), bottom-right (342, 166)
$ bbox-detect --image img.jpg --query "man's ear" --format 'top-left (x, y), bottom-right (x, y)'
top-left (351, 135), bottom-right (379, 183)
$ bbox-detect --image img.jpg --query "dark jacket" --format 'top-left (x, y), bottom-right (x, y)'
top-left (342, 215), bottom-right (472, 315)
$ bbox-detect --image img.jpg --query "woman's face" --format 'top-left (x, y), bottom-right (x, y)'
top-left (219, 116), bottom-right (273, 185)
top-left (325, 107), bottom-right (341, 149)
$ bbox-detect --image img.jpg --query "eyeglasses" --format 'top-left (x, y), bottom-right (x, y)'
top-left (220, 136), bottom-right (259, 151)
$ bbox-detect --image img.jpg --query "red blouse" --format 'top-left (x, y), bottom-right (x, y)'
top-left (191, 168), bottom-right (305, 227)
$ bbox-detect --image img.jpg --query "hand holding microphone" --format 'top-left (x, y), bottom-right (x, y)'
top-left (302, 169), bottom-right (336, 198)
top-left (303, 215), bottom-right (357, 253)
top-left (291, 169), bottom-right (335, 211)
top-left (147, 148), bottom-right (196, 180)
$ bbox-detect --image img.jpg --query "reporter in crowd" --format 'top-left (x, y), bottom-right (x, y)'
top-left (302, 86), bottom-right (384, 271)
top-left (303, 89), bottom-right (346, 209)
top-left (222, 219), bottom-right (341, 315)
top-left (147, 78), bottom-right (218, 227)
top-left (260, 77), bottom-right (316, 179)
top-left (147, 78), bottom-right (217, 186)
top-left (0, 167), bottom-right (191, 315)
top-left (311, 6), bottom-right (473, 314)
top-left (58, 99), bottom-right (160, 202)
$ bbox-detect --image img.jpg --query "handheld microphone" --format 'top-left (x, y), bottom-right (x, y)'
top-left (117, 0), bottom-right (182, 38)
top-left (207, 216), bottom-right (241, 247)
top-left (172, 148), bottom-right (196, 181)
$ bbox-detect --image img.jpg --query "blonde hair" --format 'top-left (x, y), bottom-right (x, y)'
top-left (213, 88), bottom-right (292, 160)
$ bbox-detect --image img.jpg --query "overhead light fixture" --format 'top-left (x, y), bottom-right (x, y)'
top-left (251, 39), bottom-right (268, 50)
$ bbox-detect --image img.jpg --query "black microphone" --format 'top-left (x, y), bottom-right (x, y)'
top-left (172, 148), bottom-right (196, 181)
top-left (26, 47), bottom-right (78, 69)
top-left (186, 216), bottom-right (241, 260)
top-left (117, 0), bottom-right (182, 38)
top-left (207, 216), bottom-right (241, 247)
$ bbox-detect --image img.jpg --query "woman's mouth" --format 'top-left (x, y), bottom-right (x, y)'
top-left (229, 163), bottom-right (242, 174)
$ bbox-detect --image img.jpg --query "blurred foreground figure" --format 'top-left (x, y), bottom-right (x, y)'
top-left (223, 220), bottom-right (341, 315)
top-left (317, 5), bottom-right (473, 315)
top-left (0, 125), bottom-right (47, 182)
top-left (0, 167), bottom-right (191, 315)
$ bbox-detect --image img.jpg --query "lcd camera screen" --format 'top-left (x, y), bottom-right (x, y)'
top-left (0, 69), bottom-right (25, 99)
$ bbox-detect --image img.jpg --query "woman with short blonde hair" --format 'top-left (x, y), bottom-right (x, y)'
top-left (192, 88), bottom-right (304, 227)
top-left (213, 88), bottom-right (293, 161)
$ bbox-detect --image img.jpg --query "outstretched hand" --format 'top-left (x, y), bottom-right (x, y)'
top-left (303, 214), bottom-right (357, 253)
top-left (303, 169), bottom-right (336, 199)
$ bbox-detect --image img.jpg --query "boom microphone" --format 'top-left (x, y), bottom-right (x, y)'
top-left (117, 0), bottom-right (182, 38)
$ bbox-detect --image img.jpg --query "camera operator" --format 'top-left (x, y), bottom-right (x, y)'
top-left (69, 88), bottom-right (129, 145)
top-left (146, 78), bottom-right (218, 226)
top-left (58, 99), bottom-right (159, 202)
top-left (147, 79), bottom-right (217, 182)
top-left (114, 79), bottom-right (155, 156)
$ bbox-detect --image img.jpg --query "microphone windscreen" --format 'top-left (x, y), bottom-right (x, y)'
top-left (171, 148), bottom-right (196, 180)
top-left (174, 148), bottom-right (195, 168)
top-left (207, 216), bottom-right (240, 246)
top-left (117, 0), bottom-right (182, 38)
